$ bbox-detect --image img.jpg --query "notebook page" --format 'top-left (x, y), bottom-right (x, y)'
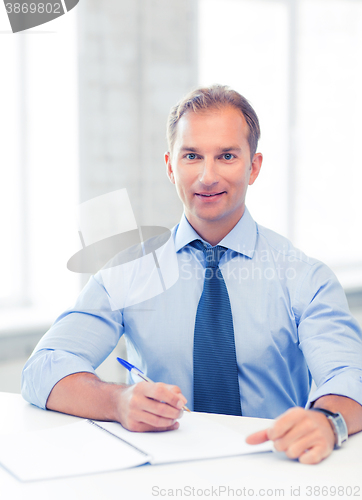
top-left (98, 412), bottom-right (273, 464)
top-left (0, 419), bottom-right (150, 482)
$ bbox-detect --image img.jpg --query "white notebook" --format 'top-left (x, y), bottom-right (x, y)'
top-left (0, 412), bottom-right (272, 482)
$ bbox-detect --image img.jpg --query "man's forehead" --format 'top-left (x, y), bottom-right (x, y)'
top-left (173, 107), bottom-right (249, 150)
top-left (179, 105), bottom-right (247, 124)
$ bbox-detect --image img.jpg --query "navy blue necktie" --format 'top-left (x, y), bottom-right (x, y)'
top-left (191, 240), bottom-right (242, 416)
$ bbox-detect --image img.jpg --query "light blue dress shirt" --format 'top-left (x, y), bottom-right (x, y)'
top-left (22, 208), bottom-right (362, 418)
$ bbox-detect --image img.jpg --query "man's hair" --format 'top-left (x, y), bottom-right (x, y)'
top-left (167, 84), bottom-right (261, 159)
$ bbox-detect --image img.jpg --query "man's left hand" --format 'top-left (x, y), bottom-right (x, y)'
top-left (246, 407), bottom-right (335, 464)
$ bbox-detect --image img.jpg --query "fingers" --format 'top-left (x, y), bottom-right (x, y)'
top-left (133, 420), bottom-right (181, 433)
top-left (298, 445), bottom-right (329, 465)
top-left (246, 407), bottom-right (335, 464)
top-left (117, 382), bottom-right (188, 433)
top-left (245, 429), bottom-right (269, 444)
top-left (278, 430), bottom-right (329, 464)
top-left (143, 382), bottom-right (187, 410)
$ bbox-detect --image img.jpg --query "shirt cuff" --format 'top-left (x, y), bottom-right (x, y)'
top-left (306, 368), bottom-right (362, 408)
top-left (21, 349), bottom-right (96, 410)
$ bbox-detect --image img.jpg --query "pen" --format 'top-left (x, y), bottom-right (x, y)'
top-left (117, 357), bottom-right (191, 412)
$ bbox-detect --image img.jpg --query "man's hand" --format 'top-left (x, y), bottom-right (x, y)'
top-left (246, 407), bottom-right (335, 464)
top-left (116, 381), bottom-right (187, 432)
top-left (46, 372), bottom-right (187, 433)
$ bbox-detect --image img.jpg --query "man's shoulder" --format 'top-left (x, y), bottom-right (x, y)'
top-left (256, 223), bottom-right (318, 267)
top-left (255, 223), bottom-right (343, 303)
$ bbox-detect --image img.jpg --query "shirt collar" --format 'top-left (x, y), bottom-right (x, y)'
top-left (174, 207), bottom-right (257, 259)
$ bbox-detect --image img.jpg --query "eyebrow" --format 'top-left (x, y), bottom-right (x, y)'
top-left (179, 146), bottom-right (242, 153)
top-left (180, 147), bottom-right (198, 153)
top-left (220, 147), bottom-right (242, 153)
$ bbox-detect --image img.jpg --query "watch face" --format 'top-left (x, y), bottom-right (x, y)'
top-left (329, 413), bottom-right (348, 448)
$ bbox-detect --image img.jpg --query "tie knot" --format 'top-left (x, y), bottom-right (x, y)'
top-left (190, 240), bottom-right (227, 268)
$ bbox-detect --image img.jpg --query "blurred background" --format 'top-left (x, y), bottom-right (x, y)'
top-left (0, 0), bottom-right (361, 393)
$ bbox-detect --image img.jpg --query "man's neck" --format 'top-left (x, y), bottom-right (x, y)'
top-left (186, 211), bottom-right (244, 246)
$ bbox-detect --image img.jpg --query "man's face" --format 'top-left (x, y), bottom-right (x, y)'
top-left (165, 106), bottom-right (262, 238)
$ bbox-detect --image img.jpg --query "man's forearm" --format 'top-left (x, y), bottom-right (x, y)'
top-left (312, 394), bottom-right (362, 435)
top-left (46, 372), bottom-right (123, 421)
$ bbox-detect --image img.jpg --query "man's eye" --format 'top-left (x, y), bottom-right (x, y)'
top-left (223, 153), bottom-right (234, 160)
top-left (186, 153), bottom-right (197, 160)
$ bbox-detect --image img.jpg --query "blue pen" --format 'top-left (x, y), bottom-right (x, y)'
top-left (117, 357), bottom-right (190, 412)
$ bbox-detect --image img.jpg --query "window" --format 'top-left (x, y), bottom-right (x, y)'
top-left (199, 0), bottom-right (362, 290)
top-left (0, 11), bottom-right (80, 329)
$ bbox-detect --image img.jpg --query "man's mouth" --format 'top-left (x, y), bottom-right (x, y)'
top-left (195, 191), bottom-right (226, 198)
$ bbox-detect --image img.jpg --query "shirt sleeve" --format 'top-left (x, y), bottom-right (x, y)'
top-left (294, 261), bottom-right (362, 407)
top-left (21, 274), bottom-right (124, 410)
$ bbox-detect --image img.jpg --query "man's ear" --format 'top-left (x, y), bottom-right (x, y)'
top-left (165, 151), bottom-right (175, 184)
top-left (249, 152), bottom-right (263, 186)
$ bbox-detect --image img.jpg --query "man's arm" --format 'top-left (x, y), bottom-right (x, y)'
top-left (247, 259), bottom-right (362, 464)
top-left (22, 275), bottom-right (187, 431)
top-left (246, 395), bottom-right (362, 464)
top-left (46, 372), bottom-right (187, 432)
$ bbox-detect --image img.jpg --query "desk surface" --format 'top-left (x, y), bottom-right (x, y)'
top-left (1, 392), bottom-right (361, 500)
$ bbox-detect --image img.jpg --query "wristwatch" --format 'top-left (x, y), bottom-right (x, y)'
top-left (310, 407), bottom-right (348, 448)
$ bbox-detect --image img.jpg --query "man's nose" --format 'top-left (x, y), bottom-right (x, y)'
top-left (199, 158), bottom-right (218, 186)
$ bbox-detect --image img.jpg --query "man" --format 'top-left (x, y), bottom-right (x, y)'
top-left (22, 85), bottom-right (362, 465)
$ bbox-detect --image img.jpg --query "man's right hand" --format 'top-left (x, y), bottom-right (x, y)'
top-left (46, 372), bottom-right (187, 433)
top-left (117, 381), bottom-right (187, 432)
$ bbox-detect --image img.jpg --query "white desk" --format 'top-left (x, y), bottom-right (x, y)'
top-left (1, 392), bottom-right (361, 500)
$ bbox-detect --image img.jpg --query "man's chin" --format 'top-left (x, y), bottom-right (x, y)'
top-left (186, 203), bottom-right (244, 227)
top-left (189, 208), bottom-right (228, 224)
